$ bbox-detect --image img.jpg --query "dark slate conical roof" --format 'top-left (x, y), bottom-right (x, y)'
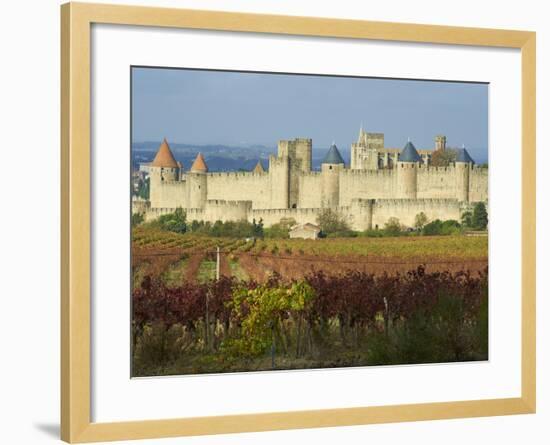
top-left (455, 147), bottom-right (475, 164)
top-left (399, 141), bottom-right (422, 162)
top-left (322, 143), bottom-right (345, 165)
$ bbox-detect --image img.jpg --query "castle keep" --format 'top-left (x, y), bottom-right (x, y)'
top-left (135, 128), bottom-right (488, 231)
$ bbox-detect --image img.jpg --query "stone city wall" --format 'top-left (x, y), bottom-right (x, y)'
top-left (371, 198), bottom-right (461, 229)
top-left (416, 165), bottom-right (458, 199)
top-left (339, 169), bottom-right (396, 206)
top-left (149, 180), bottom-right (187, 209)
top-left (469, 168), bottom-right (489, 202)
top-left (206, 172), bottom-right (271, 209)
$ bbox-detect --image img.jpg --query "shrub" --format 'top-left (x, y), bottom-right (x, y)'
top-left (147, 207), bottom-right (187, 233)
top-left (360, 229), bottom-right (386, 238)
top-left (264, 217), bottom-right (296, 239)
top-left (188, 218), bottom-right (263, 238)
top-left (326, 230), bottom-right (358, 238)
top-left (366, 291), bottom-right (487, 365)
top-left (441, 220), bottom-right (462, 235)
top-left (422, 219), bottom-right (442, 235)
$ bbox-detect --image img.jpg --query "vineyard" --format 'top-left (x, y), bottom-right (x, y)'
top-left (132, 267), bottom-right (488, 376)
top-left (132, 227), bottom-right (488, 284)
top-left (131, 226), bottom-right (489, 376)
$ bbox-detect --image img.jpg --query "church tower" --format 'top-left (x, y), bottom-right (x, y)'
top-left (351, 124), bottom-right (384, 170)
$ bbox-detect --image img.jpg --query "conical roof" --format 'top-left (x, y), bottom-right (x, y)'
top-left (190, 152), bottom-right (208, 172)
top-left (322, 143), bottom-right (345, 165)
top-left (399, 141), bottom-right (422, 162)
top-left (151, 138), bottom-right (179, 168)
top-left (253, 160), bottom-right (265, 173)
top-left (455, 147), bottom-right (475, 163)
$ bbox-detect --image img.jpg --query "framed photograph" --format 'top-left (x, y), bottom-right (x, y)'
top-left (61, 2), bottom-right (536, 442)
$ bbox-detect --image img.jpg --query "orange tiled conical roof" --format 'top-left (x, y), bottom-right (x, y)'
top-left (190, 152), bottom-right (208, 173)
top-left (253, 160), bottom-right (265, 173)
top-left (151, 138), bottom-right (179, 168)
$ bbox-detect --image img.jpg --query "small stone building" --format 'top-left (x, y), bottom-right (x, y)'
top-left (289, 223), bottom-right (321, 240)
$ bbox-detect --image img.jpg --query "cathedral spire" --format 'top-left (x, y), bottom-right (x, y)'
top-left (358, 123), bottom-right (367, 145)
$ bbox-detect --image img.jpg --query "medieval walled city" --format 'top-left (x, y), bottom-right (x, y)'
top-left (133, 128), bottom-right (488, 232)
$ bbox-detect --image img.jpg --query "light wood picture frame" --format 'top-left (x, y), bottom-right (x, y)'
top-left (60, 2), bottom-right (536, 442)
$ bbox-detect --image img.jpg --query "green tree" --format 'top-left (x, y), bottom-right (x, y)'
top-left (252, 218), bottom-right (264, 238)
top-left (131, 212), bottom-right (144, 227)
top-left (422, 219), bottom-right (443, 236)
top-left (156, 207), bottom-right (187, 233)
top-left (138, 177), bottom-right (150, 200)
top-left (414, 212), bottom-right (428, 230)
top-left (384, 217), bottom-right (402, 236)
top-left (472, 202), bottom-right (488, 230)
top-left (430, 149), bottom-right (457, 167)
top-left (461, 211), bottom-right (473, 228)
top-left (316, 208), bottom-right (350, 235)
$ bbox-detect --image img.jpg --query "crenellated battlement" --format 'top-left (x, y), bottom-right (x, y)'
top-left (343, 169), bottom-right (395, 177)
top-left (417, 165), bottom-right (456, 173)
top-left (206, 199), bottom-right (253, 208)
top-left (157, 179), bottom-right (186, 185)
top-left (208, 171), bottom-right (267, 178)
top-left (375, 198), bottom-right (458, 207)
top-left (300, 171), bottom-right (321, 178)
top-left (470, 167), bottom-right (488, 176)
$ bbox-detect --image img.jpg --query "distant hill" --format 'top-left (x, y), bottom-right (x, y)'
top-left (132, 141), bottom-right (349, 172)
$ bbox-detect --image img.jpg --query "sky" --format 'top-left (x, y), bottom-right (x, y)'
top-left (131, 67), bottom-right (488, 162)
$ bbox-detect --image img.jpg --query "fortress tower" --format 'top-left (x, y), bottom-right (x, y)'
top-left (149, 138), bottom-right (180, 207)
top-left (187, 152), bottom-right (208, 209)
top-left (321, 143), bottom-right (345, 207)
top-left (278, 138), bottom-right (312, 208)
top-left (268, 154), bottom-right (290, 209)
top-left (396, 141), bottom-right (421, 199)
top-left (455, 147), bottom-right (474, 202)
